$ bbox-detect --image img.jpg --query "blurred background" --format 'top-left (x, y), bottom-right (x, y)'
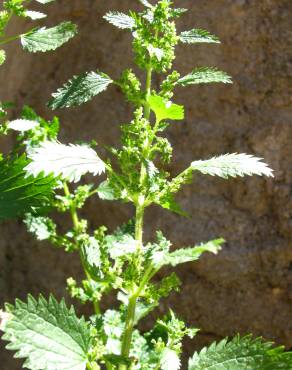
top-left (0, 0), bottom-right (291, 368)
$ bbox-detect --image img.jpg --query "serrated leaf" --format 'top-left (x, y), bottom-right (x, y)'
top-left (180, 29), bottom-right (220, 44)
top-left (21, 21), bottom-right (77, 52)
top-left (178, 67), bottom-right (232, 86)
top-left (188, 335), bottom-right (292, 369)
top-left (0, 156), bottom-right (55, 220)
top-left (161, 349), bottom-right (181, 370)
top-left (97, 180), bottom-right (118, 200)
top-left (0, 49), bottom-right (6, 65)
top-left (103, 11), bottom-right (135, 30)
top-left (25, 141), bottom-right (105, 183)
top-left (24, 214), bottom-right (56, 240)
top-left (149, 94), bottom-right (184, 123)
top-left (25, 10), bottom-right (47, 20)
top-left (106, 233), bottom-right (138, 259)
top-left (155, 193), bottom-right (189, 217)
top-left (157, 239), bottom-right (224, 268)
top-left (82, 237), bottom-right (101, 270)
top-left (48, 71), bottom-right (112, 109)
top-left (8, 119), bottom-right (39, 132)
top-left (191, 153), bottom-right (274, 179)
top-left (2, 294), bottom-right (91, 370)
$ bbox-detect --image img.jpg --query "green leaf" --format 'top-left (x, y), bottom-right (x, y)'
top-left (106, 233), bottom-right (138, 259)
top-left (0, 156), bottom-right (55, 220)
top-left (0, 49), bottom-right (6, 65)
top-left (97, 180), bottom-right (118, 200)
top-left (157, 239), bottom-right (224, 268)
top-left (8, 119), bottom-right (39, 132)
top-left (149, 94), bottom-right (184, 123)
top-left (191, 153), bottom-right (274, 179)
top-left (24, 10), bottom-right (47, 20)
top-left (180, 29), bottom-right (220, 44)
top-left (188, 335), bottom-right (292, 369)
top-left (21, 21), bottom-right (77, 53)
top-left (81, 237), bottom-right (101, 276)
top-left (48, 71), bottom-right (112, 109)
top-left (155, 193), bottom-right (188, 217)
top-left (25, 141), bottom-right (105, 183)
top-left (103, 11), bottom-right (135, 30)
top-left (24, 214), bottom-right (56, 241)
top-left (178, 67), bottom-right (232, 86)
top-left (2, 295), bottom-right (91, 370)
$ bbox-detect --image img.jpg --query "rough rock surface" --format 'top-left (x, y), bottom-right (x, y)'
top-left (0, 0), bottom-right (291, 368)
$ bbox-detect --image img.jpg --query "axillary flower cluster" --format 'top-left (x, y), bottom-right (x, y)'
top-left (0, 1), bottom-right (290, 370)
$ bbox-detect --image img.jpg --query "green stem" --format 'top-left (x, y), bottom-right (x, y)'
top-left (0, 34), bottom-right (20, 46)
top-left (118, 64), bottom-right (153, 370)
top-left (63, 182), bottom-right (101, 315)
top-left (121, 293), bottom-right (138, 357)
top-left (144, 65), bottom-right (153, 120)
top-left (119, 202), bottom-right (145, 370)
top-left (0, 26), bottom-right (36, 46)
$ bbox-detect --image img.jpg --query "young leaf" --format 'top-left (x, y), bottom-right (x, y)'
top-left (0, 156), bottom-right (55, 220)
top-left (97, 180), bottom-right (118, 200)
top-left (155, 193), bottom-right (188, 217)
top-left (180, 29), bottom-right (220, 44)
top-left (1, 295), bottom-right (91, 370)
top-left (106, 234), bottom-right (138, 259)
top-left (149, 94), bottom-right (184, 123)
top-left (48, 71), bottom-right (112, 109)
top-left (82, 237), bottom-right (101, 270)
top-left (103, 11), bottom-right (135, 30)
top-left (0, 49), bottom-right (6, 65)
top-left (24, 214), bottom-right (56, 241)
top-left (24, 10), bottom-right (47, 20)
top-left (21, 21), bottom-right (77, 53)
top-left (8, 119), bottom-right (39, 132)
top-left (178, 67), bottom-right (232, 86)
top-left (191, 153), bottom-right (274, 179)
top-left (188, 335), bottom-right (292, 369)
top-left (156, 239), bottom-right (224, 268)
top-left (25, 141), bottom-right (105, 183)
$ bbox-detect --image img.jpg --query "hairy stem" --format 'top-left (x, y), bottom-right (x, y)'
top-left (119, 64), bottom-right (153, 370)
top-left (144, 64), bottom-right (153, 120)
top-left (0, 26), bottom-right (35, 46)
top-left (119, 201), bottom-right (144, 370)
top-left (0, 34), bottom-right (20, 45)
top-left (121, 293), bottom-right (138, 358)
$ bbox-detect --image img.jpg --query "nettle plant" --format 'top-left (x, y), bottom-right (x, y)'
top-left (1, 1), bottom-right (292, 369)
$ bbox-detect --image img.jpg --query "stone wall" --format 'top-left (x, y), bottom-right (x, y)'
top-left (0, 0), bottom-right (291, 368)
